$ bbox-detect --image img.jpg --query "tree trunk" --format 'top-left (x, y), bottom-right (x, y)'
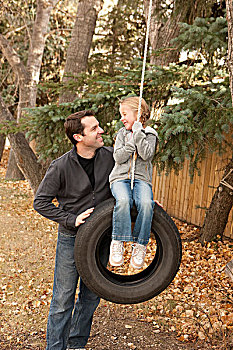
top-left (0, 135), bottom-right (5, 162)
top-left (0, 95), bottom-right (43, 193)
top-left (0, 0), bottom-right (58, 181)
top-left (7, 132), bottom-right (44, 192)
top-left (59, 0), bottom-right (104, 103)
top-left (199, 0), bottom-right (233, 243)
top-left (26, 0), bottom-right (59, 107)
top-left (4, 147), bottom-right (25, 180)
top-left (143, 0), bottom-right (180, 65)
top-left (108, 0), bottom-right (125, 76)
top-left (143, 0), bottom-right (206, 66)
top-left (226, 0), bottom-right (233, 101)
top-left (5, 150), bottom-right (25, 180)
top-left (0, 34), bottom-right (31, 179)
top-left (199, 158), bottom-right (233, 243)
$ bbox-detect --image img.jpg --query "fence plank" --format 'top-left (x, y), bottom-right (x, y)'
top-left (175, 165), bottom-right (183, 218)
top-left (180, 160), bottom-right (190, 222)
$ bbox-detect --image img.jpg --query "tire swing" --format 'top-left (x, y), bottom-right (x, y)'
top-left (74, 198), bottom-right (182, 304)
top-left (74, 0), bottom-right (182, 304)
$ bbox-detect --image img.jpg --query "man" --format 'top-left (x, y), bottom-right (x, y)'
top-left (33, 110), bottom-right (114, 350)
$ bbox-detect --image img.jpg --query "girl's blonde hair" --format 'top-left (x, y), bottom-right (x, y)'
top-left (120, 96), bottom-right (150, 127)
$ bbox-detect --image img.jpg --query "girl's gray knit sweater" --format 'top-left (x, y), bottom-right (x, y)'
top-left (109, 121), bottom-right (158, 186)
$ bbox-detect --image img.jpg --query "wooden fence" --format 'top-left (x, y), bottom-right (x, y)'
top-left (152, 152), bottom-right (233, 239)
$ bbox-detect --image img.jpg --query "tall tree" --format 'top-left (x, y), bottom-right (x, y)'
top-left (59, 0), bottom-right (104, 103)
top-left (199, 0), bottom-right (233, 243)
top-left (143, 0), bottom-right (179, 65)
top-left (143, 0), bottom-right (212, 65)
top-left (0, 0), bottom-right (105, 191)
top-left (88, 0), bottom-right (145, 76)
top-left (0, 0), bottom-right (59, 179)
top-left (199, 158), bottom-right (233, 243)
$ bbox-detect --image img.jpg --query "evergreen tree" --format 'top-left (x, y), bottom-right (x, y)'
top-left (88, 0), bottom-right (145, 76)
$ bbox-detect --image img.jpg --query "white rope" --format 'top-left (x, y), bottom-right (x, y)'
top-left (131, 0), bottom-right (153, 189)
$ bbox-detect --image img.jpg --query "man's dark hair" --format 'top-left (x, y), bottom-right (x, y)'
top-left (64, 110), bottom-right (95, 145)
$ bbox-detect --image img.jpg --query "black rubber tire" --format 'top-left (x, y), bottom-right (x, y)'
top-left (74, 198), bottom-right (182, 304)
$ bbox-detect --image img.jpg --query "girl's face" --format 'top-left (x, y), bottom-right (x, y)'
top-left (119, 104), bottom-right (137, 131)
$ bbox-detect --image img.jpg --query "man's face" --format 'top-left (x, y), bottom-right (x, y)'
top-left (76, 116), bottom-right (104, 149)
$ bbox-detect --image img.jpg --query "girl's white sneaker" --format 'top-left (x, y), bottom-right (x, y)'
top-left (109, 240), bottom-right (124, 266)
top-left (130, 243), bottom-right (146, 269)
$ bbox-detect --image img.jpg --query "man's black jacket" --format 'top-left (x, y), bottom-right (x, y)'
top-left (33, 146), bottom-right (114, 235)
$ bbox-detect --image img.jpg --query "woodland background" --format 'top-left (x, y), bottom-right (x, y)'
top-left (0, 0), bottom-right (233, 242)
top-left (0, 0), bottom-right (233, 349)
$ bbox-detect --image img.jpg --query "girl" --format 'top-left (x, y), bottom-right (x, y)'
top-left (109, 96), bottom-right (158, 269)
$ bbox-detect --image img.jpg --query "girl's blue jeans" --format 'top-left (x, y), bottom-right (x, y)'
top-left (111, 179), bottom-right (154, 245)
top-left (46, 231), bottom-right (107, 350)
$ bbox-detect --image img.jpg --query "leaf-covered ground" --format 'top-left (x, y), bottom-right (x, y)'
top-left (0, 150), bottom-right (233, 350)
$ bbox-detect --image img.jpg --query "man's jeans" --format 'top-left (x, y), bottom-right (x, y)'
top-left (46, 232), bottom-right (100, 350)
top-left (111, 179), bottom-right (154, 245)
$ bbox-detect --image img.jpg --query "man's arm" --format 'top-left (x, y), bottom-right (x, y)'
top-left (33, 161), bottom-right (77, 229)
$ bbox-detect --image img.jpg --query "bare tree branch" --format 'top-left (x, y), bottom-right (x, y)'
top-left (0, 34), bottom-right (28, 81)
